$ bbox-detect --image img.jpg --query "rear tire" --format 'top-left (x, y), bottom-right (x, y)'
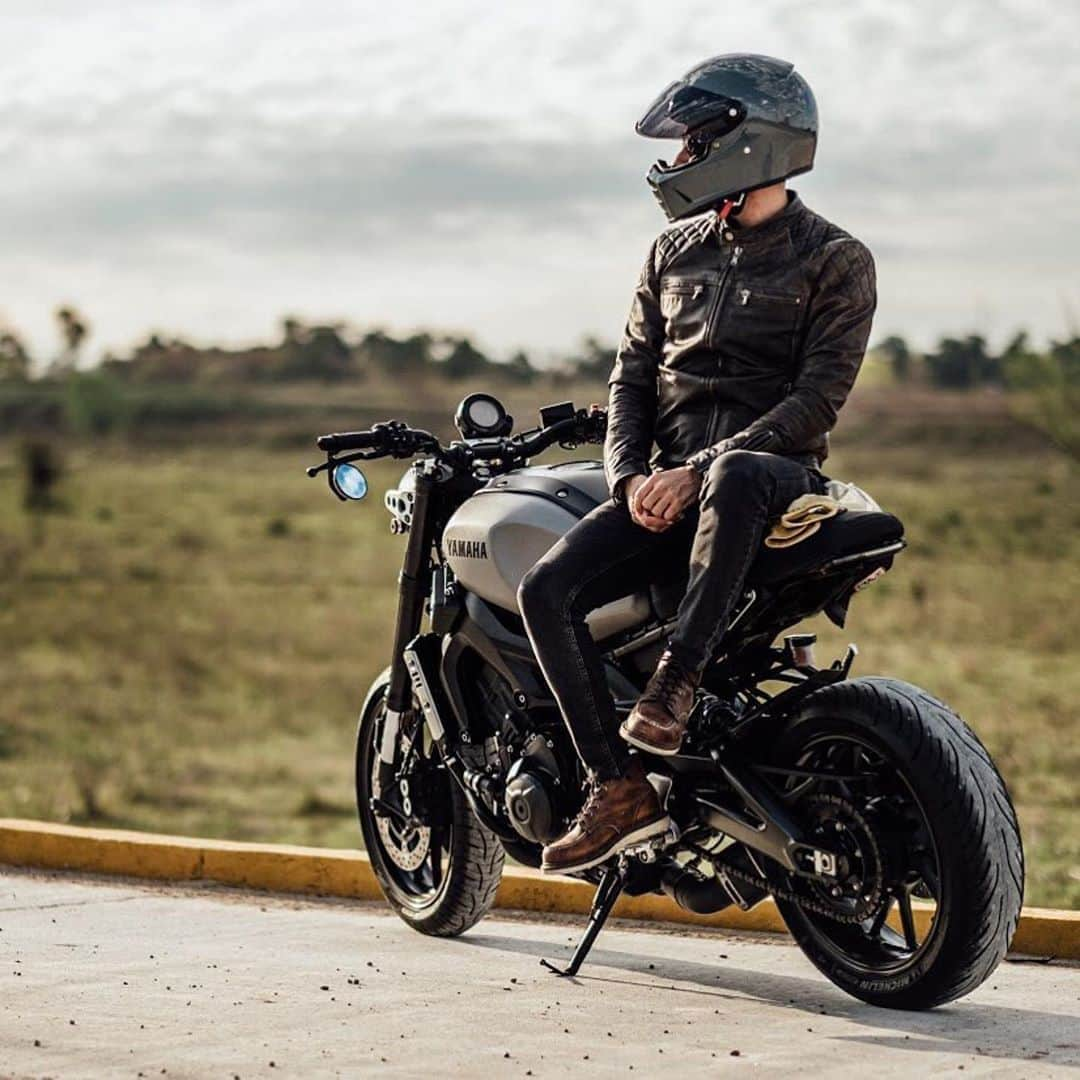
top-left (356, 671), bottom-right (504, 937)
top-left (774, 676), bottom-right (1023, 1009)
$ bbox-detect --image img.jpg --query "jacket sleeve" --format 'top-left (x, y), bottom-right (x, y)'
top-left (605, 240), bottom-right (663, 502)
top-left (686, 240), bottom-right (877, 471)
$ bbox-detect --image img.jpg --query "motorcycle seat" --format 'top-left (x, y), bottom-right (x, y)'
top-left (649, 510), bottom-right (904, 621)
top-left (750, 509), bottom-right (905, 586)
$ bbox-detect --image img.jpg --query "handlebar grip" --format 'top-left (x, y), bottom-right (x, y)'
top-left (316, 430), bottom-right (377, 453)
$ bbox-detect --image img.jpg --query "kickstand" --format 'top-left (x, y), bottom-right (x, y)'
top-left (540, 862), bottom-right (626, 978)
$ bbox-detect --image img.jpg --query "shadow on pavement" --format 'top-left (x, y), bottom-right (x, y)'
top-left (460, 930), bottom-right (1080, 1070)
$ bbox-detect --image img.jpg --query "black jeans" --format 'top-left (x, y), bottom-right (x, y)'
top-left (518, 450), bottom-right (822, 779)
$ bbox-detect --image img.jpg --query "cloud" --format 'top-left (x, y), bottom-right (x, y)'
top-left (1, 0), bottom-right (1078, 357)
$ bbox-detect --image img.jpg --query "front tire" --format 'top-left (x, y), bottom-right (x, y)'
top-left (774, 677), bottom-right (1023, 1009)
top-left (356, 670), bottom-right (504, 937)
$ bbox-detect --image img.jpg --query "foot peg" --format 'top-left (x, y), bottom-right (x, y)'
top-left (621, 822), bottom-right (679, 863)
top-left (540, 862), bottom-right (627, 978)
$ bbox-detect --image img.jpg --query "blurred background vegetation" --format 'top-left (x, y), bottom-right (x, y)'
top-left (0, 307), bottom-right (1077, 907)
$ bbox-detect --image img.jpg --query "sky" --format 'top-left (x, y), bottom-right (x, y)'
top-left (3, 0), bottom-right (1079, 367)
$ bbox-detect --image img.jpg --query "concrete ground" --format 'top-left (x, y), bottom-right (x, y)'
top-left (0, 870), bottom-right (1077, 1079)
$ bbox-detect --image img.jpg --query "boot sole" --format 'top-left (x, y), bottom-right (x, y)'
top-left (619, 721), bottom-right (682, 757)
top-left (540, 814), bottom-right (671, 876)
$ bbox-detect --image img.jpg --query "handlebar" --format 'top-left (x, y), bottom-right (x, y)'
top-left (500, 413), bottom-right (593, 459)
top-left (316, 430), bottom-right (378, 453)
top-left (316, 420), bottom-right (440, 458)
top-left (309, 405), bottom-right (606, 481)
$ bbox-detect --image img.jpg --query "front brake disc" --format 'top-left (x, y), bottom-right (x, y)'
top-left (372, 766), bottom-right (432, 871)
top-left (371, 707), bottom-right (433, 872)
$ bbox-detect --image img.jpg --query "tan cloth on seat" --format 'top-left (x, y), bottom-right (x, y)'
top-left (765, 493), bottom-right (844, 549)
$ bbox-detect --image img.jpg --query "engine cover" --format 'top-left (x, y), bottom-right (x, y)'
top-left (503, 733), bottom-right (564, 845)
top-left (504, 770), bottom-right (559, 844)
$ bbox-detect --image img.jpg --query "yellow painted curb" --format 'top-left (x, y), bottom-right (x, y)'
top-left (495, 862), bottom-right (788, 934)
top-left (1, 819), bottom-right (1075, 958)
top-left (1011, 908), bottom-right (1080, 959)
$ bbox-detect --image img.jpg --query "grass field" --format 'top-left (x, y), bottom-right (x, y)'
top-left (0, 380), bottom-right (1077, 907)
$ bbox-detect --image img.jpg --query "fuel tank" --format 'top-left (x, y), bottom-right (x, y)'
top-left (442, 461), bottom-right (652, 640)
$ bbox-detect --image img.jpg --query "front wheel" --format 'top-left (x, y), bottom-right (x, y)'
top-left (356, 669), bottom-right (504, 936)
top-left (772, 677), bottom-right (1023, 1009)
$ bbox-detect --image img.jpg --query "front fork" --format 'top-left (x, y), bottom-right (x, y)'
top-left (379, 465), bottom-right (438, 785)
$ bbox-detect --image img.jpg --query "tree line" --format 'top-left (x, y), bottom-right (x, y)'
top-left (876, 332), bottom-right (1080, 392)
top-left (0, 307), bottom-right (617, 386)
top-left (2, 306), bottom-right (1076, 455)
top-left (1, 305), bottom-right (1076, 395)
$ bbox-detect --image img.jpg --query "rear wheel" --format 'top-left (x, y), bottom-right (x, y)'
top-left (356, 671), bottom-right (504, 936)
top-left (772, 677), bottom-right (1023, 1009)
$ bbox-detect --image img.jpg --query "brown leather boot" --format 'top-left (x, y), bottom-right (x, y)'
top-left (620, 650), bottom-right (699, 755)
top-left (541, 757), bottom-right (669, 875)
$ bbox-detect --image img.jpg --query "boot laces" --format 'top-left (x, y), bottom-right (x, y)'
top-left (649, 657), bottom-right (690, 707)
top-left (575, 775), bottom-right (611, 826)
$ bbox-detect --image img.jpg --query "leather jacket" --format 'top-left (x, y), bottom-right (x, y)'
top-left (604, 193), bottom-right (876, 499)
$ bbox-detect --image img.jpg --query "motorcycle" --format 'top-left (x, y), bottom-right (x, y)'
top-left (307, 394), bottom-right (1023, 1009)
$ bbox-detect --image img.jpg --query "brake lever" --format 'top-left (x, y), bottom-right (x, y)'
top-left (305, 447), bottom-right (382, 478)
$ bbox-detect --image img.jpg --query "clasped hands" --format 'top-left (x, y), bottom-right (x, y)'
top-left (623, 466), bottom-right (702, 533)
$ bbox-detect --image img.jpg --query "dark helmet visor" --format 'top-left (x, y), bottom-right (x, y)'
top-left (636, 54), bottom-right (808, 141)
top-left (636, 82), bottom-right (742, 140)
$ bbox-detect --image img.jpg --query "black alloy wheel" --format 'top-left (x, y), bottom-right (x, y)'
top-left (355, 673), bottom-right (504, 936)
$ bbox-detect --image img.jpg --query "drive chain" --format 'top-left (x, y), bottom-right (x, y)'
top-left (687, 797), bottom-right (887, 926)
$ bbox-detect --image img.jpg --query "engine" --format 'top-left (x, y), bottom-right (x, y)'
top-left (503, 734), bottom-right (563, 844)
top-left (464, 661), bottom-right (571, 846)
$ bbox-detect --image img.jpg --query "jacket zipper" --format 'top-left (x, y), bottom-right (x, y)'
top-left (699, 244), bottom-right (741, 451)
top-left (739, 287), bottom-right (802, 306)
top-left (706, 244), bottom-right (742, 354)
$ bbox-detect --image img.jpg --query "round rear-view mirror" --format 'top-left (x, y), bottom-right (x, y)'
top-left (331, 462), bottom-right (369, 501)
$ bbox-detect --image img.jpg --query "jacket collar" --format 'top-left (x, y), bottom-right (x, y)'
top-left (711, 190), bottom-right (805, 247)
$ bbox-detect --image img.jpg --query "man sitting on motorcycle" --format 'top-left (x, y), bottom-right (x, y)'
top-left (518, 53), bottom-right (877, 874)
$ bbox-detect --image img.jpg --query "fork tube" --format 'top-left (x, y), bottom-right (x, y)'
top-left (382, 465), bottom-right (437, 758)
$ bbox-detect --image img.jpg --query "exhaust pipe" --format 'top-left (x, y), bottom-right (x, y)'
top-left (660, 857), bottom-right (768, 915)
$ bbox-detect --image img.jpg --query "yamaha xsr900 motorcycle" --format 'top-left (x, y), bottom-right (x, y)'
top-left (308, 395), bottom-right (1023, 1009)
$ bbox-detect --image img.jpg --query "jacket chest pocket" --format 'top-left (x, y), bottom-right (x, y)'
top-left (724, 280), bottom-right (805, 370)
top-left (660, 276), bottom-right (718, 349)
